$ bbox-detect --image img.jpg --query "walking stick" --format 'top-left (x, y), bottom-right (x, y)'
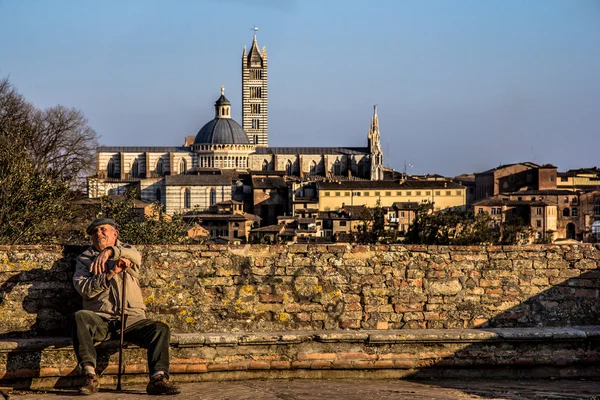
top-left (116, 265), bottom-right (127, 391)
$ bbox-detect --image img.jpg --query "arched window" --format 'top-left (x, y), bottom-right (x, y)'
top-left (262, 160), bottom-right (269, 171)
top-left (595, 199), bottom-right (600, 216)
top-left (155, 158), bottom-right (163, 175)
top-left (309, 160), bottom-right (318, 176)
top-left (563, 208), bottom-right (570, 217)
top-left (358, 159), bottom-right (368, 177)
top-left (156, 188), bottom-right (162, 203)
top-left (210, 188), bottom-right (217, 206)
top-left (107, 158), bottom-right (116, 178)
top-left (184, 188), bottom-right (191, 208)
top-left (333, 159), bottom-right (342, 176)
top-left (592, 221), bottom-right (600, 242)
top-left (286, 160), bottom-right (293, 176)
top-left (179, 158), bottom-right (187, 175)
top-left (131, 159), bottom-right (139, 178)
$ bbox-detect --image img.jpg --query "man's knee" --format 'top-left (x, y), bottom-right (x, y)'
top-left (73, 310), bottom-right (102, 331)
top-left (154, 321), bottom-right (170, 337)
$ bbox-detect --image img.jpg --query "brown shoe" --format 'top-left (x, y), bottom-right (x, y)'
top-left (146, 374), bottom-right (180, 395)
top-left (79, 373), bottom-right (100, 395)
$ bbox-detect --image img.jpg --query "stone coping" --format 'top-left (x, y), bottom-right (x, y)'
top-left (2, 326), bottom-right (600, 352)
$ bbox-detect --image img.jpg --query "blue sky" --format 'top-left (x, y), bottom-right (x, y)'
top-left (1, 0), bottom-right (599, 176)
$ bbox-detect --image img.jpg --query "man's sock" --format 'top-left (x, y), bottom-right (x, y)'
top-left (151, 371), bottom-right (165, 379)
top-left (83, 364), bottom-right (96, 376)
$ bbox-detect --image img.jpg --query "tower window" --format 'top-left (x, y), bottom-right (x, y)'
top-left (251, 104), bottom-right (261, 114)
top-left (250, 69), bottom-right (262, 80)
top-left (252, 119), bottom-right (260, 129)
top-left (250, 87), bottom-right (262, 98)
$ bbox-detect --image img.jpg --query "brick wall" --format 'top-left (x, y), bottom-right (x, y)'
top-left (1, 244), bottom-right (599, 337)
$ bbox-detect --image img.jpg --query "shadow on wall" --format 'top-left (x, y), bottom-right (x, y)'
top-left (0, 245), bottom-right (117, 389)
top-left (403, 266), bottom-right (600, 398)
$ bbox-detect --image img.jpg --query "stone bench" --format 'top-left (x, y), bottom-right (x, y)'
top-left (2, 327), bottom-right (600, 389)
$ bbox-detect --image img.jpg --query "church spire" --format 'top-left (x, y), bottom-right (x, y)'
top-left (368, 105), bottom-right (383, 180)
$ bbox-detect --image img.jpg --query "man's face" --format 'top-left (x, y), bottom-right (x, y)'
top-left (90, 224), bottom-right (119, 251)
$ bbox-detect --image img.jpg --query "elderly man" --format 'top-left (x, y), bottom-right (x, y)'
top-left (72, 218), bottom-right (180, 396)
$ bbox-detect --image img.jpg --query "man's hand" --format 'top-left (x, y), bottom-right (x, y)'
top-left (90, 248), bottom-right (114, 275)
top-left (106, 258), bottom-right (132, 280)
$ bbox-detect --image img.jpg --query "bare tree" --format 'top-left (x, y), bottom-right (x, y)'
top-left (0, 77), bottom-right (99, 188)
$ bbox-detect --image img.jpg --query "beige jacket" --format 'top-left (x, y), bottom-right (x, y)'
top-left (73, 240), bottom-right (147, 326)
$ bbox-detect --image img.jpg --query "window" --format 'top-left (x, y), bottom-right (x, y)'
top-left (536, 220), bottom-right (542, 228)
top-left (251, 104), bottom-right (261, 113)
top-left (355, 192), bottom-right (361, 196)
top-left (333, 160), bottom-right (342, 176)
top-left (179, 158), bottom-right (187, 175)
top-left (491, 208), bottom-right (496, 215)
top-left (426, 191), bottom-right (431, 195)
top-left (107, 158), bottom-right (116, 178)
top-left (375, 192), bottom-right (381, 196)
top-left (593, 221), bottom-right (600, 241)
top-left (563, 208), bottom-right (570, 217)
top-left (131, 159), bottom-right (139, 178)
top-left (335, 192), bottom-right (340, 196)
top-left (363, 192), bottom-right (369, 196)
top-left (323, 192), bottom-right (330, 196)
top-left (518, 197), bottom-right (522, 201)
top-left (561, 177), bottom-right (568, 182)
top-left (527, 173), bottom-right (532, 183)
top-left (309, 160), bottom-right (318, 176)
top-left (396, 191), bottom-right (402, 196)
top-left (435, 191), bottom-right (441, 196)
top-left (339, 221), bottom-right (347, 227)
top-left (416, 191), bottom-right (421, 196)
top-left (550, 175), bottom-right (555, 182)
top-left (385, 192), bottom-right (391, 196)
top-left (496, 208), bottom-right (501, 214)
top-left (400, 211), bottom-right (405, 217)
top-left (406, 191), bottom-right (411, 196)
top-left (184, 188), bottom-right (191, 208)
top-left (455, 191), bottom-right (461, 196)
top-left (345, 192), bottom-right (350, 196)
top-left (252, 119), bottom-right (260, 129)
top-left (572, 207), bottom-right (578, 217)
top-left (564, 197), bottom-right (569, 204)
top-left (478, 208), bottom-right (483, 214)
top-left (156, 188), bottom-right (161, 203)
top-left (210, 188), bottom-right (217, 206)
top-left (286, 160), bottom-right (293, 175)
top-left (536, 208), bottom-right (542, 215)
top-left (250, 86), bottom-right (262, 98)
top-left (155, 158), bottom-right (163, 175)
top-left (445, 191), bottom-right (451, 196)
top-left (572, 197), bottom-right (578, 204)
top-left (595, 199), bottom-right (600, 216)
top-left (262, 159), bottom-right (269, 171)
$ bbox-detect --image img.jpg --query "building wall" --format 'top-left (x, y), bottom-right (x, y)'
top-left (165, 185), bottom-right (232, 215)
top-left (1, 244), bottom-right (599, 336)
top-left (247, 153), bottom-right (370, 178)
top-left (318, 187), bottom-right (466, 212)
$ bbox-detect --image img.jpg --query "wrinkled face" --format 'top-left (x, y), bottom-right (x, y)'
top-left (90, 224), bottom-right (119, 251)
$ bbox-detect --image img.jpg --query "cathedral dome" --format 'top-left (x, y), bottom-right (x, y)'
top-left (194, 118), bottom-right (250, 145)
top-left (194, 86), bottom-right (250, 145)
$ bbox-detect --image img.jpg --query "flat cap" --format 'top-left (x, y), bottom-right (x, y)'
top-left (86, 218), bottom-right (118, 235)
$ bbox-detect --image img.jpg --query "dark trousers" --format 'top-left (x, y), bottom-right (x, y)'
top-left (72, 310), bottom-right (170, 376)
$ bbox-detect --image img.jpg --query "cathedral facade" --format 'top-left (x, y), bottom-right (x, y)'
top-left (88, 34), bottom-right (384, 215)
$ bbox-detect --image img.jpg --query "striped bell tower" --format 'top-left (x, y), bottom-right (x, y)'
top-left (242, 31), bottom-right (268, 147)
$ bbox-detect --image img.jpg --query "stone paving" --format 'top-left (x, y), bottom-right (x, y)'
top-left (4, 379), bottom-right (600, 400)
